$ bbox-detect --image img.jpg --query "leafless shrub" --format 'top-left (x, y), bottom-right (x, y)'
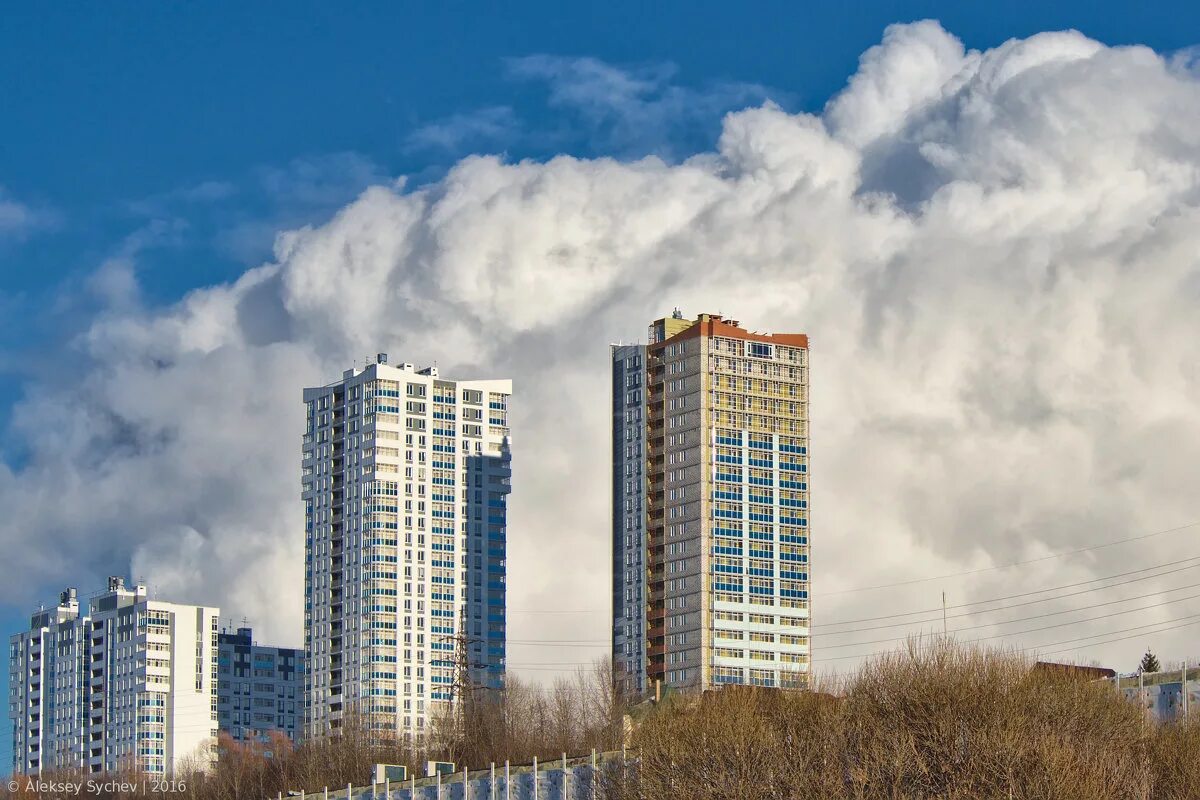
top-left (15, 646), bottom-right (1199, 800)
top-left (615, 638), bottom-right (1183, 800)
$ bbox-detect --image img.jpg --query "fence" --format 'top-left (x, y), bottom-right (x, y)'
top-left (269, 749), bottom-right (632, 800)
top-left (1112, 667), bottom-right (1200, 722)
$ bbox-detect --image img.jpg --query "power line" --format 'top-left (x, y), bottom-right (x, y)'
top-left (509, 641), bottom-right (608, 647)
top-left (507, 662), bottom-right (604, 668)
top-left (1041, 616), bottom-right (1200, 657)
top-left (816, 554), bottom-right (1200, 628)
top-left (515, 557), bottom-right (1200, 649)
top-left (817, 588), bottom-right (1200, 653)
top-left (813, 609), bottom-right (1200, 664)
top-left (809, 615), bottom-right (1200, 680)
top-left (1013, 612), bottom-right (1200, 659)
top-left (512, 611), bottom-right (1200, 673)
top-left (506, 525), bottom-right (1200, 623)
top-left (506, 614), bottom-right (609, 618)
top-left (820, 565), bottom-right (1200, 637)
top-left (822, 519), bottom-right (1200, 597)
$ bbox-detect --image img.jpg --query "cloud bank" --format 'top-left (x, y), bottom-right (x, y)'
top-left (5, 21), bottom-right (1200, 676)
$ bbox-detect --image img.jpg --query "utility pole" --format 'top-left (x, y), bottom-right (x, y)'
top-left (451, 607), bottom-right (480, 764)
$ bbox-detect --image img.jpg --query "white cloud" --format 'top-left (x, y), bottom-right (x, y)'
top-left (5, 21), bottom-right (1200, 681)
top-left (825, 19), bottom-right (972, 149)
top-left (0, 187), bottom-right (54, 240)
top-left (404, 56), bottom-right (776, 162)
top-left (405, 106), bottom-right (521, 153)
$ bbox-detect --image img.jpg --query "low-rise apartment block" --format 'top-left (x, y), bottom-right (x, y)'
top-left (8, 578), bottom-right (219, 776)
top-left (216, 626), bottom-right (304, 747)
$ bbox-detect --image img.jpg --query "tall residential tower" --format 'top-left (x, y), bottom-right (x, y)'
top-left (302, 356), bottom-right (511, 740)
top-left (612, 312), bottom-right (810, 694)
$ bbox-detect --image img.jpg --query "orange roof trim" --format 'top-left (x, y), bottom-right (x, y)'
top-left (656, 315), bottom-right (809, 349)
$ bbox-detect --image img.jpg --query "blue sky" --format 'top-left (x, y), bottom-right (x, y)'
top-left (6, 1), bottom-right (1200, 294)
top-left (5, 1), bottom-right (1200, 773)
top-left (2, 2), bottom-right (1198, 323)
top-left (4, 1), bottom-right (1198, 410)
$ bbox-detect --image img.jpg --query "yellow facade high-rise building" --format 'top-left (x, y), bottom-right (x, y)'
top-left (612, 312), bottom-right (810, 694)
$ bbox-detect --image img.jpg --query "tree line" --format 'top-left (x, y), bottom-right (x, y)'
top-left (8, 642), bottom-right (1200, 799)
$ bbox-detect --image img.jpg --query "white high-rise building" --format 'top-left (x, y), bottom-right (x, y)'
top-left (303, 356), bottom-right (511, 740)
top-left (8, 578), bottom-right (220, 776)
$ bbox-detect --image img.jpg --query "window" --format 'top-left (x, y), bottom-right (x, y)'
top-left (713, 666), bottom-right (742, 685)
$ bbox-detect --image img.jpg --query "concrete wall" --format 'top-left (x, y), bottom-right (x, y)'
top-left (278, 755), bottom-right (627, 800)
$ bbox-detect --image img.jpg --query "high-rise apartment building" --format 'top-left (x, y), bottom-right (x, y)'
top-left (611, 344), bottom-right (649, 696)
top-left (612, 312), bottom-right (811, 694)
top-left (303, 356), bottom-right (511, 741)
top-left (215, 627), bottom-right (304, 747)
top-left (8, 578), bottom-right (219, 776)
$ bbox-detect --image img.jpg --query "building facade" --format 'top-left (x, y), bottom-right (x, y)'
top-left (8, 578), bottom-right (219, 776)
top-left (612, 312), bottom-right (811, 694)
top-left (215, 627), bottom-right (303, 747)
top-left (611, 344), bottom-right (649, 696)
top-left (303, 356), bottom-right (511, 741)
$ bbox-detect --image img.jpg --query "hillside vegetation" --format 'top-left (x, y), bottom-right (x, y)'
top-left (8, 642), bottom-right (1200, 799)
top-left (608, 640), bottom-right (1200, 800)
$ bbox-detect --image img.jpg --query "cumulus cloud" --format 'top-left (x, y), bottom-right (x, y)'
top-left (5, 21), bottom-right (1200, 679)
